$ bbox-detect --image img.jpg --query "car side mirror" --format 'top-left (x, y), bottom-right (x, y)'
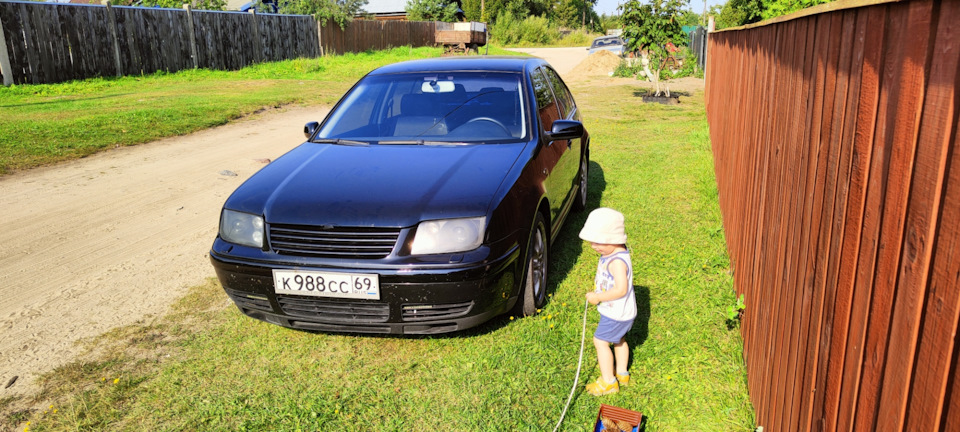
top-left (544, 120), bottom-right (584, 141)
top-left (304, 121), bottom-right (320, 139)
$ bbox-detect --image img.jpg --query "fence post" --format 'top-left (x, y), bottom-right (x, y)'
top-left (316, 19), bottom-right (324, 57)
top-left (0, 11), bottom-right (13, 86)
top-left (183, 4), bottom-right (198, 69)
top-left (101, 0), bottom-right (123, 77)
top-left (248, 9), bottom-right (262, 64)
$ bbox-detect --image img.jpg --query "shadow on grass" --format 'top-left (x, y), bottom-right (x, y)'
top-left (546, 159), bottom-right (608, 296)
top-left (628, 285), bottom-right (651, 349)
top-left (0, 93), bottom-right (133, 108)
top-left (631, 88), bottom-right (692, 98)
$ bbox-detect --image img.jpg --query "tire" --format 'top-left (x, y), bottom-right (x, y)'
top-left (573, 150), bottom-right (589, 212)
top-left (518, 213), bottom-right (549, 317)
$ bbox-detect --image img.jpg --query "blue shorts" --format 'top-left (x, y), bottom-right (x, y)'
top-left (594, 315), bottom-right (634, 343)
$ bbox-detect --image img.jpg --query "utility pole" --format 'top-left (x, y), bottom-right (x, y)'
top-left (702, 0), bottom-right (707, 26)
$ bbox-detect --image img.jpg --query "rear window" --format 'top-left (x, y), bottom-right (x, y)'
top-left (591, 37), bottom-right (623, 48)
top-left (317, 72), bottom-right (527, 144)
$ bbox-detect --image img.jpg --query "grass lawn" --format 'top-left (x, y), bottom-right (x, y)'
top-left (1, 50), bottom-right (754, 431)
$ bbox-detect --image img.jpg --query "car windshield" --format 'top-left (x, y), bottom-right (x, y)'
top-left (316, 71), bottom-right (527, 144)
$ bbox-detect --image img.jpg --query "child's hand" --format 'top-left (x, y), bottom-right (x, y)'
top-left (586, 292), bottom-right (600, 305)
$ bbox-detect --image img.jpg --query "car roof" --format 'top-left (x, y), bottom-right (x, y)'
top-left (368, 56), bottom-right (545, 75)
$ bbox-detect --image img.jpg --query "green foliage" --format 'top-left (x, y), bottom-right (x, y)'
top-left (677, 8), bottom-right (701, 27)
top-left (726, 294), bottom-right (746, 328)
top-left (620, 0), bottom-right (687, 89)
top-left (761, 0), bottom-right (833, 19)
top-left (553, 0), bottom-right (601, 31)
top-left (620, 0), bottom-right (687, 54)
top-left (277, 0), bottom-right (367, 29)
top-left (597, 13), bottom-right (621, 34)
top-left (712, 0), bottom-right (836, 29)
top-left (556, 29), bottom-right (597, 47)
top-left (489, 10), bottom-right (557, 46)
top-left (460, 0), bottom-right (482, 21)
top-left (140, 0), bottom-right (226, 10)
top-left (405, 0), bottom-right (460, 22)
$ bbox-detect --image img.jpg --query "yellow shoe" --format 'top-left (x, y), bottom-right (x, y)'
top-left (586, 377), bottom-right (619, 396)
top-left (616, 372), bottom-right (630, 386)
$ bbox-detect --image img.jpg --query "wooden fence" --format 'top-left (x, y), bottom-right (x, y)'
top-left (705, 0), bottom-right (960, 430)
top-left (319, 19), bottom-right (435, 55)
top-left (0, 0), bottom-right (437, 85)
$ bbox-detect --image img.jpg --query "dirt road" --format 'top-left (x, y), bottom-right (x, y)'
top-left (506, 46), bottom-right (589, 77)
top-left (0, 106), bottom-right (327, 396)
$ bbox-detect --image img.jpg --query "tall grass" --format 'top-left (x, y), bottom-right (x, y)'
top-left (6, 78), bottom-right (754, 431)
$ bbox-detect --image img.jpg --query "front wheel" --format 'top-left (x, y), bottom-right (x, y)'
top-left (518, 213), bottom-right (549, 317)
top-left (573, 151), bottom-right (589, 212)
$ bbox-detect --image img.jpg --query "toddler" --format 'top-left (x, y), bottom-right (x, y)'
top-left (579, 207), bottom-right (636, 396)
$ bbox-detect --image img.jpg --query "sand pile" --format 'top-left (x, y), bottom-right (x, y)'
top-left (567, 50), bottom-right (623, 78)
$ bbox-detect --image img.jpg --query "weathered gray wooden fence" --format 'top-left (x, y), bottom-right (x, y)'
top-left (0, 0), bottom-right (437, 85)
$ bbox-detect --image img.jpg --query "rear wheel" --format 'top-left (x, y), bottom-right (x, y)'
top-left (573, 151), bottom-right (589, 212)
top-left (518, 213), bottom-right (548, 317)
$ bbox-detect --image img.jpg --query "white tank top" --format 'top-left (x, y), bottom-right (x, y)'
top-left (594, 251), bottom-right (636, 321)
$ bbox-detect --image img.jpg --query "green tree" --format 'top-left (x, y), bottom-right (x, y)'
top-left (678, 8), bottom-right (700, 26)
top-left (141, 0), bottom-right (226, 10)
top-left (277, 0), bottom-right (368, 28)
top-left (761, 0), bottom-right (832, 19)
top-left (461, 0), bottom-right (482, 21)
top-left (555, 0), bottom-right (581, 28)
top-left (710, 0), bottom-right (835, 28)
top-left (406, 0), bottom-right (460, 21)
top-left (620, 0), bottom-right (687, 54)
top-left (619, 0), bottom-right (687, 95)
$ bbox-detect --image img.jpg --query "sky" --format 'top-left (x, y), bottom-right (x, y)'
top-left (593, 0), bottom-right (727, 17)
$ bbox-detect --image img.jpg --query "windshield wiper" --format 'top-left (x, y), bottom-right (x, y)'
top-left (311, 138), bottom-right (369, 146)
top-left (378, 140), bottom-right (470, 146)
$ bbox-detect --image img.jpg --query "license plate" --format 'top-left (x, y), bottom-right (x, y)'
top-left (272, 269), bottom-right (380, 300)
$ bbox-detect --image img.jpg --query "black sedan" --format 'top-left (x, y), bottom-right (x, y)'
top-left (210, 56), bottom-right (589, 335)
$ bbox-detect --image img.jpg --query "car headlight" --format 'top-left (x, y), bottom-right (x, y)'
top-left (410, 217), bottom-right (485, 255)
top-left (219, 209), bottom-right (264, 248)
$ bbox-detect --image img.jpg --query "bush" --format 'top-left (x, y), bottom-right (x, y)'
top-left (613, 59), bottom-right (641, 78)
top-left (490, 11), bottom-right (557, 46)
top-left (555, 29), bottom-right (600, 47)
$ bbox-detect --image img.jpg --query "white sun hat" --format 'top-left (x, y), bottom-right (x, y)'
top-left (578, 207), bottom-right (627, 244)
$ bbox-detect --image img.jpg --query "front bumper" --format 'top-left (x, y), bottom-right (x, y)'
top-left (209, 245), bottom-right (522, 335)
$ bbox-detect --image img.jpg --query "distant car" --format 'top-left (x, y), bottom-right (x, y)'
top-left (588, 36), bottom-right (628, 56)
top-left (210, 56), bottom-right (590, 335)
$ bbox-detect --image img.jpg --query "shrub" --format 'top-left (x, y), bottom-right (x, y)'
top-left (490, 11), bottom-right (557, 46)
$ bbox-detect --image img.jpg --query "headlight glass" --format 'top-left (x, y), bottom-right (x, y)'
top-left (219, 209), bottom-right (264, 248)
top-left (410, 217), bottom-right (485, 255)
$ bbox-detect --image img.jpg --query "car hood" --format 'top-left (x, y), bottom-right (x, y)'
top-left (225, 142), bottom-right (528, 228)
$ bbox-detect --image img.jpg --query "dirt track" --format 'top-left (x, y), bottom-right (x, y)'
top-left (0, 106), bottom-right (326, 396)
top-left (0, 47), bottom-right (703, 398)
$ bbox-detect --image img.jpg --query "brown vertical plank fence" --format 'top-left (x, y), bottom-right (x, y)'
top-left (705, 0), bottom-right (960, 430)
top-left (318, 19), bottom-right (435, 55)
top-left (0, 0), bottom-right (436, 85)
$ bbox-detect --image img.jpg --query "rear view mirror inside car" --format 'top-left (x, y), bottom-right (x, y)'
top-left (422, 80), bottom-right (455, 93)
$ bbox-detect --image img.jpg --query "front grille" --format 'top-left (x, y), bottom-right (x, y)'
top-left (402, 302), bottom-right (473, 322)
top-left (268, 224), bottom-right (400, 259)
top-left (225, 289), bottom-right (273, 313)
top-left (277, 296), bottom-right (390, 324)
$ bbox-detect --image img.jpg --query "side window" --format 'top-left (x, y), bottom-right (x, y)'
top-left (543, 67), bottom-right (575, 119)
top-left (531, 68), bottom-right (561, 132)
